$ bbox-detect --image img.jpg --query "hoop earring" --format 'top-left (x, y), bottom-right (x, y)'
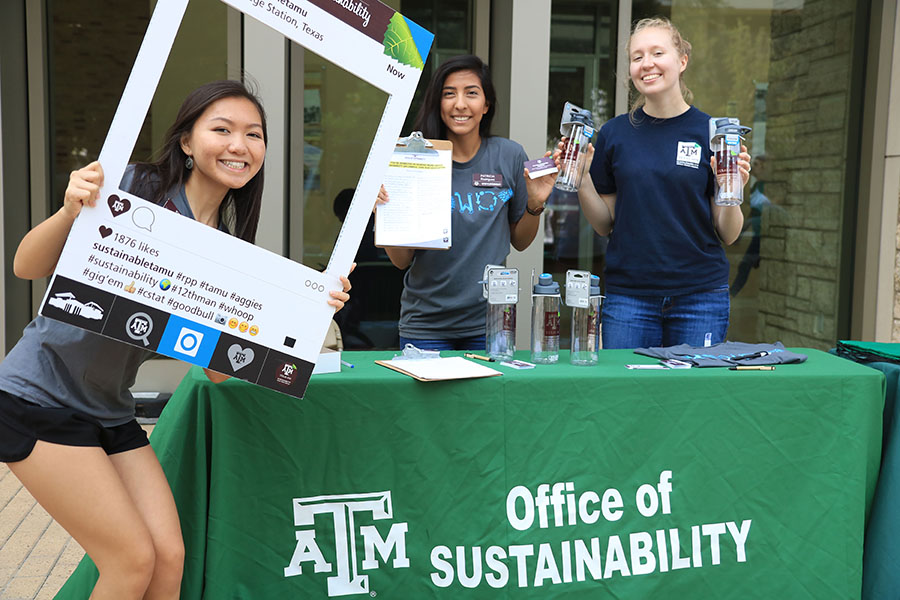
top-left (185, 156), bottom-right (194, 170)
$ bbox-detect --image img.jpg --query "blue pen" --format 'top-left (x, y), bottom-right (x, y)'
top-left (341, 360), bottom-right (354, 369)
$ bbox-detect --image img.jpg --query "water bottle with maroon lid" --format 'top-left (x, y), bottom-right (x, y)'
top-left (709, 117), bottom-right (752, 206)
top-left (531, 273), bottom-right (560, 364)
top-left (555, 102), bottom-right (595, 192)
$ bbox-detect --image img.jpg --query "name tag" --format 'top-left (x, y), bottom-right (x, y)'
top-left (676, 141), bottom-right (702, 169)
top-left (473, 173), bottom-right (503, 187)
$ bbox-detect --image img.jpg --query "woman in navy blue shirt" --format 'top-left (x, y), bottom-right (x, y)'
top-left (575, 17), bottom-right (750, 349)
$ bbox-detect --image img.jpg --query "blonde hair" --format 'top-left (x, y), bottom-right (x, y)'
top-left (627, 17), bottom-right (693, 120)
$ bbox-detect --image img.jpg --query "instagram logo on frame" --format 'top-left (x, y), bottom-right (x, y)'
top-left (158, 315), bottom-right (220, 367)
top-left (174, 327), bottom-right (203, 357)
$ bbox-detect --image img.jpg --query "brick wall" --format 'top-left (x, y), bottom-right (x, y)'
top-left (895, 183), bottom-right (900, 340)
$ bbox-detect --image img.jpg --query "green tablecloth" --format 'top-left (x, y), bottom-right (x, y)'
top-left (856, 360), bottom-right (900, 599)
top-left (58, 349), bottom-right (884, 599)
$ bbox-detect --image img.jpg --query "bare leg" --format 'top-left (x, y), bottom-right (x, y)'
top-left (8, 441), bottom-right (157, 599)
top-left (110, 445), bottom-right (184, 599)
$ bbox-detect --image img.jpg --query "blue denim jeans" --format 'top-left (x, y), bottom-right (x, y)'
top-left (398, 335), bottom-right (486, 352)
top-left (601, 286), bottom-right (730, 349)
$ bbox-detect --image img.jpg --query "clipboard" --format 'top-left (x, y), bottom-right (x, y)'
top-left (374, 356), bottom-right (502, 381)
top-left (375, 132), bottom-right (453, 249)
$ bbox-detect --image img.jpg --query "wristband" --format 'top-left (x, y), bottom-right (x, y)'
top-left (526, 203), bottom-right (545, 216)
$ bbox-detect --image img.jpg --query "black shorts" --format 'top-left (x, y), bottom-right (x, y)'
top-left (0, 390), bottom-right (149, 462)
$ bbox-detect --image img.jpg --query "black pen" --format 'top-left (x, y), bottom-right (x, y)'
top-left (465, 353), bottom-right (495, 362)
top-left (731, 350), bottom-right (770, 361)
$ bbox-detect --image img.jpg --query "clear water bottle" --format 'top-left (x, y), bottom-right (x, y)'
top-left (531, 273), bottom-right (560, 364)
top-left (483, 266), bottom-right (518, 361)
top-left (571, 275), bottom-right (602, 366)
top-left (486, 303), bottom-right (516, 361)
top-left (555, 103), bottom-right (595, 192)
top-left (710, 118), bottom-right (751, 206)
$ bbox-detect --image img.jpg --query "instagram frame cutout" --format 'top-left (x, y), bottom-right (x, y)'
top-left (40, 0), bottom-right (432, 398)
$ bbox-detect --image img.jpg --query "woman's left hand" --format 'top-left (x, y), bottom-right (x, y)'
top-left (737, 145), bottom-right (752, 187)
top-left (328, 262), bottom-right (355, 313)
top-left (523, 151), bottom-right (560, 215)
top-left (711, 145), bottom-right (752, 188)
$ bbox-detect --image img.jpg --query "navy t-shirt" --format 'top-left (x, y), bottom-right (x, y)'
top-left (590, 106), bottom-right (729, 296)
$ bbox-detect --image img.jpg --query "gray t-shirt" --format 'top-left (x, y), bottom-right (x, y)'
top-left (399, 136), bottom-right (529, 339)
top-left (0, 166), bottom-right (196, 426)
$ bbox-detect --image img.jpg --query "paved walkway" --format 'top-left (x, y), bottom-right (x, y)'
top-left (0, 462), bottom-right (83, 599)
top-left (0, 424), bottom-right (154, 599)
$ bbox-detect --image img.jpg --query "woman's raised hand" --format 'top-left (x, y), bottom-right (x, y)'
top-left (523, 151), bottom-right (560, 211)
top-left (554, 138), bottom-right (595, 181)
top-left (710, 144), bottom-right (752, 188)
top-left (374, 185), bottom-right (389, 212)
top-left (328, 262), bottom-right (355, 313)
top-left (63, 161), bottom-right (104, 220)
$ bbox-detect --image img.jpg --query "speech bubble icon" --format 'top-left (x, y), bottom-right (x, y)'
top-left (132, 206), bottom-right (155, 232)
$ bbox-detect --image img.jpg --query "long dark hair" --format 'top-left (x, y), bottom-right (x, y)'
top-left (412, 55), bottom-right (497, 140)
top-left (129, 80), bottom-right (267, 243)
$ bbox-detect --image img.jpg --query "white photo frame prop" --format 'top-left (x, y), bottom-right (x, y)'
top-left (39, 0), bottom-right (433, 398)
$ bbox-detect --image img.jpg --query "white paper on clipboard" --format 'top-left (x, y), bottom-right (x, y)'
top-left (375, 136), bottom-right (452, 249)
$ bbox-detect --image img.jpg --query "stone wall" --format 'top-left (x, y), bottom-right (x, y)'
top-left (895, 183), bottom-right (900, 341)
top-left (757, 0), bottom-right (857, 349)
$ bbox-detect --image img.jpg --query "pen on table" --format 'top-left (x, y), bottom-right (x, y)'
top-left (731, 350), bottom-right (770, 361)
top-left (729, 365), bottom-right (775, 371)
top-left (341, 360), bottom-right (354, 369)
top-left (464, 353), bottom-right (495, 362)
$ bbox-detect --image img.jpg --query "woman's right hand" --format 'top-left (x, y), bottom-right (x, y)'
top-left (554, 138), bottom-right (595, 180)
top-left (63, 161), bottom-right (104, 221)
top-left (374, 184), bottom-right (389, 213)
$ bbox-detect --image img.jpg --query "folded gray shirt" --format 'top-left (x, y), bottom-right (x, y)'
top-left (635, 341), bottom-right (807, 367)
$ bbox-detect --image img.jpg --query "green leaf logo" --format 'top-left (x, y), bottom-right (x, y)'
top-left (383, 12), bottom-right (424, 70)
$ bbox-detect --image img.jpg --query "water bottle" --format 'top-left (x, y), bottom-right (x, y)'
top-left (571, 275), bottom-right (602, 366)
top-left (486, 304), bottom-right (516, 361)
top-left (710, 118), bottom-right (752, 206)
top-left (531, 273), bottom-right (560, 364)
top-left (555, 102), bottom-right (595, 192)
top-left (483, 267), bottom-right (518, 361)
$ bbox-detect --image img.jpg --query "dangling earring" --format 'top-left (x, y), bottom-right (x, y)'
top-left (185, 156), bottom-right (194, 170)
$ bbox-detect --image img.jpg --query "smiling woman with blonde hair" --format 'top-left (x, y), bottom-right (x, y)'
top-left (568, 17), bottom-right (752, 349)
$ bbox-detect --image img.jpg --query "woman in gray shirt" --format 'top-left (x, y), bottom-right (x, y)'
top-left (0, 81), bottom-right (350, 599)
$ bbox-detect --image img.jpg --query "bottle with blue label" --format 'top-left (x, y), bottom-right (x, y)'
top-left (709, 117), bottom-right (752, 206)
top-left (555, 102), bottom-right (595, 192)
top-left (531, 273), bottom-right (560, 364)
top-left (570, 274), bottom-right (602, 366)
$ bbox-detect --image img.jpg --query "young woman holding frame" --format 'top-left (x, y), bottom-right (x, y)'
top-left (0, 80), bottom-right (351, 599)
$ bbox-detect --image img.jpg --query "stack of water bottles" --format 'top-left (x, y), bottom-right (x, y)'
top-left (482, 270), bottom-right (603, 365)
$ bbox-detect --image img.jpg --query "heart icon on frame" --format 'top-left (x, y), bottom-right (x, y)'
top-left (107, 194), bottom-right (131, 217)
top-left (98, 226), bottom-right (113, 238)
top-left (227, 344), bottom-right (255, 372)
